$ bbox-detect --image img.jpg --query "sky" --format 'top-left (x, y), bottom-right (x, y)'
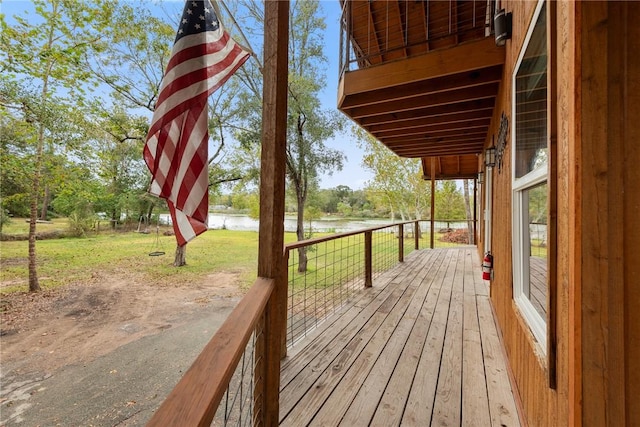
top-left (1, 0), bottom-right (373, 190)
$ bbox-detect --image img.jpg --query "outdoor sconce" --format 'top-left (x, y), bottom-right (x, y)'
top-left (494, 9), bottom-right (512, 46)
top-left (478, 171), bottom-right (484, 184)
top-left (485, 147), bottom-right (497, 168)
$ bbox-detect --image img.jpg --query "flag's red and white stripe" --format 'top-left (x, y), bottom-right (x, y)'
top-left (144, 0), bottom-right (250, 246)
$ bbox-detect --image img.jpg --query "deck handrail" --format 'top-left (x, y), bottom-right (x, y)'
top-left (283, 220), bottom-right (421, 251)
top-left (339, 0), bottom-right (494, 77)
top-left (146, 277), bottom-right (275, 427)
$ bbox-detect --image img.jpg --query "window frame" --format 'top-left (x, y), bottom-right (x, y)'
top-left (511, 0), bottom-right (549, 353)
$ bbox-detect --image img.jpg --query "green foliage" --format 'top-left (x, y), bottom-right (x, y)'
top-left (0, 204), bottom-right (11, 232)
top-left (67, 210), bottom-right (95, 238)
top-left (358, 130), bottom-right (430, 220)
top-left (2, 193), bottom-right (30, 218)
top-left (435, 181), bottom-right (466, 220)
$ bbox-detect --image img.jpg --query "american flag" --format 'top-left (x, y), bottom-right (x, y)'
top-left (144, 0), bottom-right (250, 246)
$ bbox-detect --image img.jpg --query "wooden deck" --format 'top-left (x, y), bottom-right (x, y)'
top-left (279, 248), bottom-right (521, 427)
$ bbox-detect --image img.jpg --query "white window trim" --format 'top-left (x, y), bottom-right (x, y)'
top-left (511, 0), bottom-right (548, 352)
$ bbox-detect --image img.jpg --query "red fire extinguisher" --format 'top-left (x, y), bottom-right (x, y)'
top-left (482, 252), bottom-right (493, 280)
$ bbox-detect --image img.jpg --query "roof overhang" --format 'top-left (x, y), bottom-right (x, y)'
top-left (339, 36), bottom-right (504, 162)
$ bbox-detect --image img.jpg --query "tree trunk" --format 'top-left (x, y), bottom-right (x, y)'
top-left (146, 203), bottom-right (154, 224)
top-left (462, 179), bottom-right (474, 244)
top-left (28, 123), bottom-right (46, 293)
top-left (174, 244), bottom-right (186, 267)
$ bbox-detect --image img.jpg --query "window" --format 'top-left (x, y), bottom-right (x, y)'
top-left (512, 0), bottom-right (548, 351)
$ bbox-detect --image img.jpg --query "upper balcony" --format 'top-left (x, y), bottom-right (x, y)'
top-left (338, 0), bottom-right (505, 178)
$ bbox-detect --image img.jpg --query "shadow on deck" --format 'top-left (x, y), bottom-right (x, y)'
top-left (279, 248), bottom-right (521, 426)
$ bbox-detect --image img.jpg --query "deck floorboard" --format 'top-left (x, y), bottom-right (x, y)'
top-left (279, 248), bottom-right (521, 427)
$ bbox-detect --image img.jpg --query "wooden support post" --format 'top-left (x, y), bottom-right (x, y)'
top-left (430, 157), bottom-right (436, 249)
top-left (414, 221), bottom-right (420, 250)
top-left (364, 231), bottom-right (372, 288)
top-left (398, 223), bottom-right (404, 262)
top-left (256, 1), bottom-right (289, 425)
top-left (473, 178), bottom-right (477, 245)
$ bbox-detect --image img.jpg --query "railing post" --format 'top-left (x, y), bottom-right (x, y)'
top-left (281, 249), bottom-right (289, 355)
top-left (398, 223), bottom-right (404, 262)
top-left (365, 230), bottom-right (372, 287)
top-left (414, 220), bottom-right (420, 250)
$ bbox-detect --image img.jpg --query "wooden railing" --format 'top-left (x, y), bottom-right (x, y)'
top-left (339, 0), bottom-right (493, 77)
top-left (148, 219), bottom-right (484, 425)
top-left (146, 277), bottom-right (275, 426)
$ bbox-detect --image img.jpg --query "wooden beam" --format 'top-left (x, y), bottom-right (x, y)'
top-left (339, 65), bottom-right (503, 110)
top-left (340, 37), bottom-right (504, 96)
top-left (393, 146), bottom-right (482, 158)
top-left (385, 138), bottom-right (485, 151)
top-left (372, 118), bottom-right (490, 139)
top-left (257, 1), bottom-right (289, 425)
top-left (368, 110), bottom-right (493, 134)
top-left (381, 130), bottom-right (488, 145)
top-left (347, 83), bottom-right (499, 119)
top-left (430, 157), bottom-right (435, 249)
top-left (357, 98), bottom-right (496, 127)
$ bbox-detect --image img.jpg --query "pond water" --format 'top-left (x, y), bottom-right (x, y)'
top-left (158, 213), bottom-right (468, 233)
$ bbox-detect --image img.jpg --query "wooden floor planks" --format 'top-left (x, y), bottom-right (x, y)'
top-left (279, 248), bottom-right (521, 427)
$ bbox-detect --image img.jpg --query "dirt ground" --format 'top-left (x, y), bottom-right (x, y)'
top-left (0, 270), bottom-right (245, 375)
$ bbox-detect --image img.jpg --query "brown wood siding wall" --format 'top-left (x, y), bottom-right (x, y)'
top-left (580, 2), bottom-right (640, 425)
top-left (480, 1), bottom-right (566, 425)
top-left (481, 1), bottom-right (639, 426)
top-left (623, 4), bottom-right (640, 424)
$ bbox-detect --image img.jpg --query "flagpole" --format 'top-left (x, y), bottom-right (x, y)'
top-left (218, 0), bottom-right (263, 74)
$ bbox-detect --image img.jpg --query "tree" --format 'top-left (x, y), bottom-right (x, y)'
top-left (233, 0), bottom-right (345, 272)
top-left (358, 130), bottom-right (430, 224)
top-left (1, 0), bottom-right (112, 291)
top-left (90, 107), bottom-right (149, 228)
top-left (434, 181), bottom-right (465, 220)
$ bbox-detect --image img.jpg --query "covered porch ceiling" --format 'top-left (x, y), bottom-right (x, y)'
top-left (337, 0), bottom-right (505, 179)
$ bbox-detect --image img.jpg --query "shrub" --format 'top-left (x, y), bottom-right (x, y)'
top-left (439, 228), bottom-right (470, 244)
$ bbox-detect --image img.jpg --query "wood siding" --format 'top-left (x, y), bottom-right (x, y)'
top-left (478, 1), bottom-right (640, 426)
top-left (580, 2), bottom-right (640, 425)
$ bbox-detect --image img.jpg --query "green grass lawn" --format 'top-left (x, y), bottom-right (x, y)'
top-left (0, 224), bottom-right (271, 293)
top-left (1, 218), bottom-right (465, 295)
top-left (1, 217), bottom-right (69, 235)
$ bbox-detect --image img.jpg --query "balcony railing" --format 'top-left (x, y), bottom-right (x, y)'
top-left (339, 0), bottom-right (494, 77)
top-left (147, 219), bottom-right (477, 425)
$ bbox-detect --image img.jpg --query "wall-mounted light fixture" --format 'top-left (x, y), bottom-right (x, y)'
top-left (485, 147), bottom-right (497, 168)
top-left (478, 171), bottom-right (484, 184)
top-left (494, 9), bottom-right (512, 46)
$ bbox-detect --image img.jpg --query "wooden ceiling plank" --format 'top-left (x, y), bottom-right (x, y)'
top-left (388, 142), bottom-right (483, 151)
top-left (340, 64), bottom-right (503, 109)
top-left (381, 130), bottom-right (488, 145)
top-left (357, 97), bottom-right (495, 126)
top-left (394, 146), bottom-right (482, 158)
top-left (372, 119), bottom-right (490, 138)
top-left (349, 83), bottom-right (498, 119)
top-left (367, 109), bottom-right (493, 133)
